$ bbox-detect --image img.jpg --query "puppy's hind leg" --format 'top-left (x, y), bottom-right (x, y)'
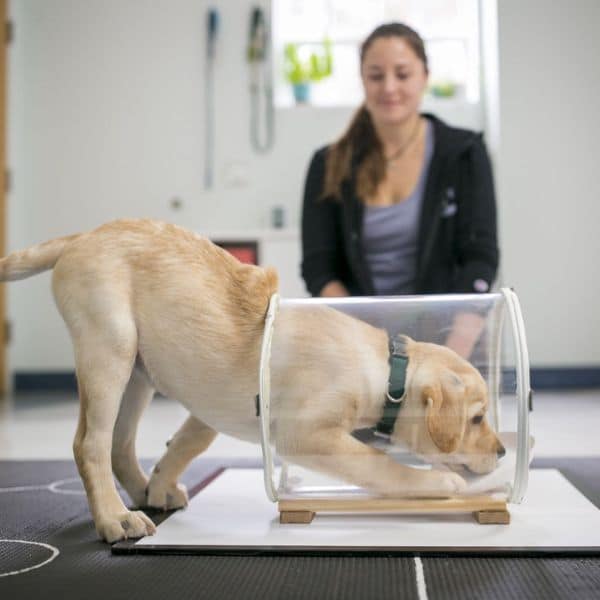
top-left (146, 415), bottom-right (217, 511)
top-left (72, 326), bottom-right (156, 543)
top-left (111, 366), bottom-right (155, 508)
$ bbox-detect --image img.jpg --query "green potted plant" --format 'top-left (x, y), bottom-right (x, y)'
top-left (283, 39), bottom-right (333, 104)
top-left (428, 80), bottom-right (458, 98)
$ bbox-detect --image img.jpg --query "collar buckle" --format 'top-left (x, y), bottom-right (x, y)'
top-left (373, 343), bottom-right (409, 437)
top-left (386, 390), bottom-right (404, 404)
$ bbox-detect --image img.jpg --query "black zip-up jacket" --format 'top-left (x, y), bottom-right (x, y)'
top-left (301, 113), bottom-right (499, 296)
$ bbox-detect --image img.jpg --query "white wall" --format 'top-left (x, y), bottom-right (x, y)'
top-left (496, 0), bottom-right (600, 367)
top-left (6, 0), bottom-right (599, 373)
top-left (8, 0), bottom-right (355, 370)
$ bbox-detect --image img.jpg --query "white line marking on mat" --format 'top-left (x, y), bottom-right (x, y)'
top-left (414, 556), bottom-right (429, 600)
top-left (0, 484), bottom-right (49, 493)
top-left (47, 478), bottom-right (86, 495)
top-left (0, 540), bottom-right (60, 577)
top-left (0, 478), bottom-right (85, 495)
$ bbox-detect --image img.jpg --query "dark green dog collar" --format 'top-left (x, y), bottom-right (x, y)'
top-left (373, 346), bottom-right (409, 437)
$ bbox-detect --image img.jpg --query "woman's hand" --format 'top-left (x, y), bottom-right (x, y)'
top-left (319, 280), bottom-right (350, 297)
top-left (445, 312), bottom-right (485, 359)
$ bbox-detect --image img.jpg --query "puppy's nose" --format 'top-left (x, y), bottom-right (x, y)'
top-left (497, 444), bottom-right (506, 459)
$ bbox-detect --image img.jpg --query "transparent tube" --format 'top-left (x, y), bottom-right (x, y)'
top-left (259, 290), bottom-right (530, 504)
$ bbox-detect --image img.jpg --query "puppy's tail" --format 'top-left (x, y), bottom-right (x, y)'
top-left (0, 234), bottom-right (81, 281)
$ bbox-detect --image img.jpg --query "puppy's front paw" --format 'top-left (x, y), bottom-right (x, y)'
top-left (97, 510), bottom-right (157, 543)
top-left (402, 470), bottom-right (467, 498)
top-left (427, 471), bottom-right (467, 497)
top-left (146, 478), bottom-right (189, 511)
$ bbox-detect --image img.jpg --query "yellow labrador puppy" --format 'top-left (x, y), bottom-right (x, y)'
top-left (0, 219), bottom-right (504, 542)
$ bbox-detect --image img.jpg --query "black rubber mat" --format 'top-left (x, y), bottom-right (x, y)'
top-left (1, 458), bottom-right (600, 600)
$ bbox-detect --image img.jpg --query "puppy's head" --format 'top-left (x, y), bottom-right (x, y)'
top-left (393, 338), bottom-right (505, 474)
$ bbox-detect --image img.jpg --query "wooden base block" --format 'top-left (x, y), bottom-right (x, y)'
top-left (474, 510), bottom-right (511, 525)
top-left (280, 510), bottom-right (315, 524)
top-left (278, 497), bottom-right (510, 525)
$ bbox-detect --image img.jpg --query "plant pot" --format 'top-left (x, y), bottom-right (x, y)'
top-left (292, 82), bottom-right (311, 104)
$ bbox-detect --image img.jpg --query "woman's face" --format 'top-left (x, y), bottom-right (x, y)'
top-left (361, 36), bottom-right (428, 126)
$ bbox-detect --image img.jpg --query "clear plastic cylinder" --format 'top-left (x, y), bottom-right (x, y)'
top-left (260, 290), bottom-right (530, 505)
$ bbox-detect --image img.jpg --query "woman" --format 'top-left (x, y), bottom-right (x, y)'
top-left (300, 23), bottom-right (499, 357)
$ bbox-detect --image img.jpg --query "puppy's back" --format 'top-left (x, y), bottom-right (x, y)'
top-left (52, 218), bottom-right (279, 339)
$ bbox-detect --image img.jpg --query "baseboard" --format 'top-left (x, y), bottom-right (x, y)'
top-left (14, 371), bottom-right (78, 392)
top-left (530, 367), bottom-right (600, 390)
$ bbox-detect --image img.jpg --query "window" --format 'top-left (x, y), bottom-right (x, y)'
top-left (272, 0), bottom-right (481, 108)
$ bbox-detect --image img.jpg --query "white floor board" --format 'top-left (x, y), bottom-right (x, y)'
top-left (134, 468), bottom-right (600, 551)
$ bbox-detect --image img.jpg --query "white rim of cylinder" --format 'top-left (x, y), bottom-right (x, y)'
top-left (259, 293), bottom-right (280, 502)
top-left (502, 287), bottom-right (531, 503)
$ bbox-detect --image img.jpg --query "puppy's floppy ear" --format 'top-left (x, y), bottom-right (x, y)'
top-left (422, 373), bottom-right (466, 453)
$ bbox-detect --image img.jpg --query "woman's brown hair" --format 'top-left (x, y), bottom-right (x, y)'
top-left (322, 23), bottom-right (428, 201)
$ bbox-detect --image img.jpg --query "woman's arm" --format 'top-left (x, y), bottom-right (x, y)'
top-left (452, 134), bottom-right (499, 295)
top-left (301, 148), bottom-right (347, 296)
top-left (446, 135), bottom-right (499, 359)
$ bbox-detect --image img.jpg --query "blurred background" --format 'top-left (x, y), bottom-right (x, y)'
top-left (2, 0), bottom-right (599, 395)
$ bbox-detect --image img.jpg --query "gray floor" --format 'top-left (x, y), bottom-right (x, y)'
top-left (0, 389), bottom-right (599, 460)
top-left (1, 390), bottom-right (600, 600)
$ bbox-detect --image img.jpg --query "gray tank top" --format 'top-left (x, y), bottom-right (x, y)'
top-left (362, 120), bottom-right (435, 295)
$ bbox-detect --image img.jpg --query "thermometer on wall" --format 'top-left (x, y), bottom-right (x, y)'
top-left (248, 6), bottom-right (275, 153)
top-left (204, 8), bottom-right (219, 189)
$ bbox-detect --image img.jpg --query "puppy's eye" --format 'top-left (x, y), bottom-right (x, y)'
top-left (472, 415), bottom-right (484, 425)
